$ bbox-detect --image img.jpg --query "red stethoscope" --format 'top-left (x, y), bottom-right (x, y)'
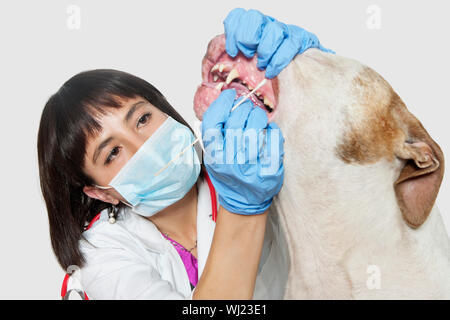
top-left (61, 168), bottom-right (217, 300)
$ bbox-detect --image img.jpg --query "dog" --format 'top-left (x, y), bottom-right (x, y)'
top-left (194, 35), bottom-right (450, 299)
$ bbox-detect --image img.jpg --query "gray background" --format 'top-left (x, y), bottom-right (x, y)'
top-left (0, 0), bottom-right (448, 299)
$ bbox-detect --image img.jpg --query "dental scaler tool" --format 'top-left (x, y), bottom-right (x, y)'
top-left (170, 78), bottom-right (269, 177)
top-left (230, 79), bottom-right (267, 112)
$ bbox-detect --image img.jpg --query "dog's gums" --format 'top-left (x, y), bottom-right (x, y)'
top-left (193, 34), bottom-right (278, 121)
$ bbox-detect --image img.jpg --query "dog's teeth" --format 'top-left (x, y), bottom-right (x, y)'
top-left (226, 69), bottom-right (239, 84)
top-left (215, 82), bottom-right (224, 91)
top-left (213, 75), bottom-right (218, 82)
top-left (211, 64), bottom-right (219, 72)
top-left (255, 92), bottom-right (261, 97)
top-left (219, 64), bottom-right (225, 73)
top-left (264, 96), bottom-right (274, 109)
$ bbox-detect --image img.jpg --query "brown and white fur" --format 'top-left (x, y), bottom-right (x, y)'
top-left (269, 48), bottom-right (450, 299)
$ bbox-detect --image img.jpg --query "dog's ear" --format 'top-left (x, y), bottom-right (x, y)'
top-left (393, 96), bottom-right (445, 229)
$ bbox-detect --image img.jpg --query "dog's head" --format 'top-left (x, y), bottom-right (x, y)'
top-left (193, 36), bottom-right (444, 229)
top-left (273, 49), bottom-right (445, 229)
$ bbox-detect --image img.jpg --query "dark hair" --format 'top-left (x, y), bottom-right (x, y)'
top-left (38, 69), bottom-right (197, 271)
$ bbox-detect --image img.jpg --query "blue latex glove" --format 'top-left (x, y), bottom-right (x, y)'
top-left (224, 8), bottom-right (335, 79)
top-left (201, 89), bottom-right (285, 215)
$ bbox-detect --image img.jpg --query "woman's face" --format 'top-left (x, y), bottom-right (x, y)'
top-left (83, 95), bottom-right (168, 204)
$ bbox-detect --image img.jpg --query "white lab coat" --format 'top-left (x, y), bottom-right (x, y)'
top-left (78, 175), bottom-right (289, 299)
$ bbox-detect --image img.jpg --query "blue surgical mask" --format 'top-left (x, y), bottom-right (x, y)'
top-left (97, 116), bottom-right (201, 217)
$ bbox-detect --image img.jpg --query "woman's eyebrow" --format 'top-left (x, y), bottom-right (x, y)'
top-left (93, 136), bottom-right (113, 164)
top-left (125, 100), bottom-right (146, 123)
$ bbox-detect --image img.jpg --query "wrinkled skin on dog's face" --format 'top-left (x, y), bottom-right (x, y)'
top-left (194, 34), bottom-right (447, 299)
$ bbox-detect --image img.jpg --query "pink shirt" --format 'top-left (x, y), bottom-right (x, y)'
top-left (162, 233), bottom-right (198, 289)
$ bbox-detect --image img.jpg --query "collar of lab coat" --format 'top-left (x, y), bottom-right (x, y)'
top-left (86, 174), bottom-right (218, 279)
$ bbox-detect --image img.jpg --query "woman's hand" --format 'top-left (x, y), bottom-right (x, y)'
top-left (193, 206), bottom-right (268, 299)
top-left (224, 8), bottom-right (335, 79)
top-left (201, 89), bottom-right (284, 215)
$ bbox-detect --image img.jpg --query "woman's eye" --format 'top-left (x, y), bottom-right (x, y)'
top-left (137, 113), bottom-right (151, 127)
top-left (105, 146), bottom-right (120, 165)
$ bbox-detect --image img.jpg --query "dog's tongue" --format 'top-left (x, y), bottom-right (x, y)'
top-left (193, 34), bottom-right (276, 121)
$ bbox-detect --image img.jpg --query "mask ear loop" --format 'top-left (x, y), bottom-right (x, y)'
top-left (93, 179), bottom-right (136, 210)
top-left (95, 185), bottom-right (112, 190)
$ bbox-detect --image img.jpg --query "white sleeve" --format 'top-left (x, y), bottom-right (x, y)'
top-left (80, 249), bottom-right (193, 300)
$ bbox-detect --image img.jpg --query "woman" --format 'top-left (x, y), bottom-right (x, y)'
top-left (37, 8), bottom-right (332, 299)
